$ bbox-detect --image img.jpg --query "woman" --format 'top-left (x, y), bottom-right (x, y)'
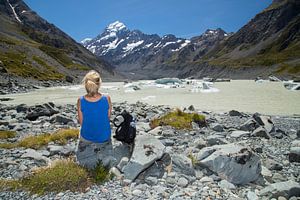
top-left (76, 70), bottom-right (115, 169)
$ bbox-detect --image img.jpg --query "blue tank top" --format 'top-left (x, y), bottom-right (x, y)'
top-left (80, 95), bottom-right (111, 143)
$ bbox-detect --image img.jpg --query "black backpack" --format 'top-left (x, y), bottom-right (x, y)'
top-left (113, 110), bottom-right (136, 144)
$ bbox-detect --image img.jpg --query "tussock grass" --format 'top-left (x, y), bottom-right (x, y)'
top-left (0, 130), bottom-right (16, 139)
top-left (0, 129), bottom-right (79, 149)
top-left (188, 153), bottom-right (198, 167)
top-left (150, 108), bottom-right (206, 130)
top-left (0, 160), bottom-right (111, 195)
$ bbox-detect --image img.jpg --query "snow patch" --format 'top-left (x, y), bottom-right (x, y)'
top-left (100, 32), bottom-right (117, 41)
top-left (7, 0), bottom-right (22, 23)
top-left (81, 38), bottom-right (92, 44)
top-left (107, 21), bottom-right (126, 32)
top-left (145, 43), bottom-right (153, 48)
top-left (123, 40), bottom-right (144, 52)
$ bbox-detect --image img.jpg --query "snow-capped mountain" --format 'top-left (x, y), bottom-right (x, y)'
top-left (82, 21), bottom-right (190, 69)
top-left (82, 21), bottom-right (229, 79)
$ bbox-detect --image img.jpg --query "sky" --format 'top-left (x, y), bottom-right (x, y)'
top-left (24, 0), bottom-right (272, 42)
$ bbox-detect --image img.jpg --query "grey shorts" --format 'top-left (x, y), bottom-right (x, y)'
top-left (75, 137), bottom-right (117, 169)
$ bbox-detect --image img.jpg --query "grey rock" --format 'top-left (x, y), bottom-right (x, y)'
top-left (247, 191), bottom-right (258, 200)
top-left (253, 113), bottom-right (274, 133)
top-left (171, 154), bottom-right (195, 176)
top-left (47, 144), bottom-right (75, 156)
top-left (289, 147), bottom-right (300, 162)
top-left (229, 110), bottom-right (242, 116)
top-left (196, 143), bottom-right (261, 185)
top-left (207, 134), bottom-right (228, 146)
top-left (291, 140), bottom-right (300, 147)
top-left (21, 149), bottom-right (50, 163)
top-left (177, 177), bottom-right (189, 187)
top-left (122, 135), bottom-right (165, 181)
top-left (252, 127), bottom-right (271, 139)
top-left (50, 114), bottom-right (74, 124)
top-left (211, 123), bottom-right (224, 132)
top-left (117, 157), bottom-right (129, 171)
top-left (145, 176), bottom-right (158, 185)
top-left (219, 180), bottom-right (236, 190)
top-left (161, 139), bottom-right (175, 146)
top-left (240, 119), bottom-right (258, 132)
top-left (194, 138), bottom-right (207, 149)
top-left (259, 180), bottom-right (300, 199)
top-left (147, 126), bottom-right (162, 135)
top-left (230, 130), bottom-right (250, 138)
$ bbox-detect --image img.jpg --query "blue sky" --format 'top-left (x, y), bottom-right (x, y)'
top-left (24, 0), bottom-right (272, 42)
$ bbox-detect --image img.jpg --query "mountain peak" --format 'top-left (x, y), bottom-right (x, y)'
top-left (106, 21), bottom-right (126, 32)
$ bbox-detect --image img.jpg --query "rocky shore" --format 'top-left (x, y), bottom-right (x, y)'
top-left (0, 101), bottom-right (300, 200)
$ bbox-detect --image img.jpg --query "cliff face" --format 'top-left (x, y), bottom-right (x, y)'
top-left (0, 0), bottom-right (120, 82)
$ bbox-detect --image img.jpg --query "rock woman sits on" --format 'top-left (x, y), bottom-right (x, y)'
top-left (75, 70), bottom-right (116, 169)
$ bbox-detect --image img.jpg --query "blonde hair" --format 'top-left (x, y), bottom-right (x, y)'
top-left (82, 70), bottom-right (102, 96)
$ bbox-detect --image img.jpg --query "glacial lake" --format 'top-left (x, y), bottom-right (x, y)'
top-left (1, 80), bottom-right (300, 116)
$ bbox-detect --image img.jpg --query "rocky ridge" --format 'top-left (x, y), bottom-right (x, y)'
top-left (0, 101), bottom-right (299, 199)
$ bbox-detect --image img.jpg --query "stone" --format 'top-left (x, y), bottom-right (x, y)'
top-left (188, 105), bottom-right (195, 111)
top-left (297, 130), bottom-right (300, 138)
top-left (211, 123), bottom-right (224, 132)
top-left (230, 130), bottom-right (250, 138)
top-left (218, 180), bottom-right (236, 190)
top-left (229, 110), bottom-right (242, 116)
top-left (161, 139), bottom-right (175, 146)
top-left (196, 143), bottom-right (261, 185)
top-left (259, 180), bottom-right (300, 199)
top-left (21, 149), bottom-right (50, 163)
top-left (50, 114), bottom-right (74, 124)
top-left (132, 189), bottom-right (142, 196)
top-left (252, 113), bottom-right (274, 133)
top-left (240, 119), bottom-right (258, 132)
top-left (147, 126), bottom-right (162, 135)
top-left (109, 167), bottom-right (123, 179)
top-left (247, 191), bottom-right (258, 200)
top-left (177, 177), bottom-right (189, 187)
top-left (207, 134), bottom-right (228, 146)
top-left (291, 140), bottom-right (300, 147)
top-left (194, 138), bottom-right (207, 149)
top-left (136, 122), bottom-right (151, 132)
top-left (252, 127), bottom-right (271, 139)
top-left (26, 103), bottom-right (58, 121)
top-left (122, 135), bottom-right (165, 181)
top-left (65, 75), bottom-right (74, 83)
top-left (171, 154), bottom-right (195, 176)
top-left (145, 176), bottom-right (158, 185)
top-left (277, 197), bottom-right (287, 200)
top-left (117, 157), bottom-right (129, 171)
top-left (199, 176), bottom-right (214, 183)
top-left (289, 147), bottom-right (300, 162)
top-left (47, 144), bottom-right (75, 156)
top-left (261, 166), bottom-right (272, 178)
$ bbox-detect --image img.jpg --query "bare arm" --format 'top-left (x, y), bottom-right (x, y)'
top-left (77, 98), bottom-right (83, 125)
top-left (107, 95), bottom-right (112, 119)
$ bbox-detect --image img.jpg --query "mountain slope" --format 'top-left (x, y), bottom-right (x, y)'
top-left (199, 0), bottom-right (300, 77)
top-left (0, 0), bottom-right (120, 82)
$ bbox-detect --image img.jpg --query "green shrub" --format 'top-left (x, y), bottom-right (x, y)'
top-left (150, 109), bottom-right (206, 130)
top-left (0, 159), bottom-right (111, 195)
top-left (0, 129), bottom-right (79, 149)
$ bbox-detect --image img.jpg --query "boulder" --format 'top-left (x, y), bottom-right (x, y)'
top-left (47, 144), bottom-right (75, 156)
top-left (171, 154), bottom-right (195, 176)
top-left (230, 130), bottom-right (250, 138)
top-left (122, 135), bottom-right (165, 181)
top-left (240, 119), bottom-right (258, 132)
top-left (211, 123), bottom-right (224, 132)
top-left (289, 147), bottom-right (300, 163)
top-left (26, 103), bottom-right (58, 121)
top-left (65, 75), bottom-right (74, 83)
top-left (21, 149), bottom-right (50, 163)
top-left (259, 180), bottom-right (300, 199)
top-left (50, 114), bottom-right (74, 124)
top-left (207, 134), bottom-right (228, 146)
top-left (229, 110), bottom-right (242, 117)
top-left (252, 113), bottom-right (274, 133)
top-left (196, 143), bottom-right (261, 185)
top-left (252, 127), bottom-right (271, 139)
